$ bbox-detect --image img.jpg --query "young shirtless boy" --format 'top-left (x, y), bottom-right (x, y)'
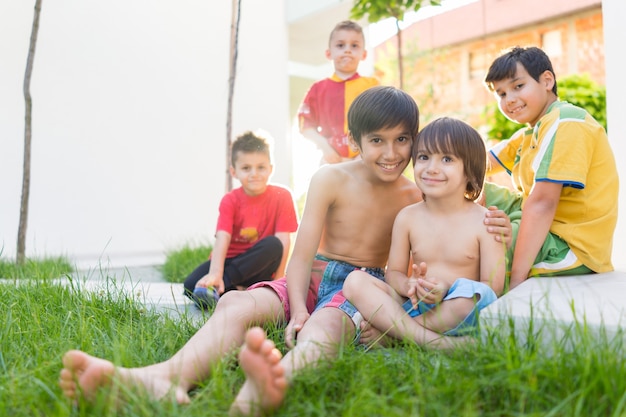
top-left (343, 117), bottom-right (505, 347)
top-left (59, 87), bottom-right (511, 415)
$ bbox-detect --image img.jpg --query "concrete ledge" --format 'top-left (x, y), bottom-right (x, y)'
top-left (480, 271), bottom-right (626, 350)
top-left (57, 266), bottom-right (207, 323)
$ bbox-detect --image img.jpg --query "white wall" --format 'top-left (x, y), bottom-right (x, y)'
top-left (0, 0), bottom-right (290, 269)
top-left (603, 0), bottom-right (625, 270)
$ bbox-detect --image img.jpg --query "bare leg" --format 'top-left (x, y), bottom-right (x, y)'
top-left (59, 288), bottom-right (284, 404)
top-left (344, 271), bottom-right (470, 350)
top-left (230, 308), bottom-right (354, 416)
top-left (228, 328), bottom-right (287, 416)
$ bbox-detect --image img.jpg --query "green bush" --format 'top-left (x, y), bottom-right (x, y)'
top-left (484, 73), bottom-right (607, 140)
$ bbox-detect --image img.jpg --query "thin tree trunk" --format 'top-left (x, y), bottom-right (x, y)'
top-left (225, 0), bottom-right (242, 192)
top-left (395, 18), bottom-right (404, 90)
top-left (17, 0), bottom-right (42, 265)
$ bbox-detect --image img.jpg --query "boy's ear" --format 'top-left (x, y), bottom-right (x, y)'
top-left (348, 132), bottom-right (360, 152)
top-left (325, 49), bottom-right (332, 60)
top-left (229, 166), bottom-right (236, 177)
top-left (541, 70), bottom-right (556, 91)
top-left (361, 49), bottom-right (368, 61)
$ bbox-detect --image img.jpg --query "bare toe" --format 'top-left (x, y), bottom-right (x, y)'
top-left (230, 327), bottom-right (287, 416)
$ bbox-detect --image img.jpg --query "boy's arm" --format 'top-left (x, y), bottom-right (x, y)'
top-left (196, 230), bottom-right (231, 293)
top-left (479, 220), bottom-right (506, 296)
top-left (509, 181), bottom-right (562, 289)
top-left (301, 128), bottom-right (342, 164)
top-left (385, 211), bottom-right (413, 297)
top-left (284, 168), bottom-right (334, 347)
top-left (273, 231), bottom-right (291, 279)
top-left (486, 151), bottom-right (506, 175)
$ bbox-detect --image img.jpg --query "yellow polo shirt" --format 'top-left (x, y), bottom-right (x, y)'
top-left (490, 100), bottom-right (618, 272)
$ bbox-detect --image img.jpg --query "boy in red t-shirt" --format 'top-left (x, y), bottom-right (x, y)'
top-left (184, 130), bottom-right (299, 309)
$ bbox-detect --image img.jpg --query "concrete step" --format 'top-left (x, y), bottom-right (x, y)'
top-left (480, 271), bottom-right (626, 350)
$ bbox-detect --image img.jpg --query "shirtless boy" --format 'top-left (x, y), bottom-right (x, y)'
top-left (344, 117), bottom-right (505, 348)
top-left (59, 87), bottom-right (511, 415)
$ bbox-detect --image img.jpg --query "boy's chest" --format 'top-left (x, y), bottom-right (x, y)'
top-left (410, 217), bottom-right (480, 269)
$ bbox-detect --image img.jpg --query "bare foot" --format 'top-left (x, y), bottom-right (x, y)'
top-left (359, 320), bottom-right (394, 349)
top-left (230, 327), bottom-right (287, 416)
top-left (59, 350), bottom-right (190, 404)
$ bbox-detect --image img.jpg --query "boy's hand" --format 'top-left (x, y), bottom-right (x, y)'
top-left (285, 310), bottom-right (310, 349)
top-left (484, 206), bottom-right (513, 249)
top-left (416, 277), bottom-right (446, 305)
top-left (406, 262), bottom-right (427, 308)
top-left (196, 273), bottom-right (225, 294)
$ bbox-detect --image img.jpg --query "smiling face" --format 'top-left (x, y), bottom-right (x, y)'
top-left (354, 124), bottom-right (413, 183)
top-left (413, 147), bottom-right (467, 201)
top-left (230, 151), bottom-right (272, 196)
top-left (325, 29), bottom-right (367, 79)
top-left (491, 62), bottom-right (556, 127)
top-left (412, 117), bottom-right (486, 202)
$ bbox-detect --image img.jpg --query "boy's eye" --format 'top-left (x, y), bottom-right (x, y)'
top-left (397, 136), bottom-right (409, 143)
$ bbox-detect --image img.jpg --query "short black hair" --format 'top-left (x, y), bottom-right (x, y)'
top-left (484, 46), bottom-right (558, 96)
top-left (347, 86), bottom-right (420, 148)
top-left (231, 131), bottom-right (271, 167)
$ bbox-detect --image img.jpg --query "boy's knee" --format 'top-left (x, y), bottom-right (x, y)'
top-left (342, 271), bottom-right (362, 299)
top-left (258, 235), bottom-right (283, 257)
top-left (214, 288), bottom-right (245, 310)
top-left (266, 235), bottom-right (283, 251)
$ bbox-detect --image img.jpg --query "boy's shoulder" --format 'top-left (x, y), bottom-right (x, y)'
top-left (311, 162), bottom-right (353, 184)
top-left (310, 161), bottom-right (374, 193)
top-left (543, 100), bottom-right (599, 127)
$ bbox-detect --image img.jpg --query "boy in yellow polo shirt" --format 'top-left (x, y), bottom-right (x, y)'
top-left (483, 46), bottom-right (618, 290)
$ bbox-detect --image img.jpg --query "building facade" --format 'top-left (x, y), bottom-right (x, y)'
top-left (374, 0), bottom-right (604, 130)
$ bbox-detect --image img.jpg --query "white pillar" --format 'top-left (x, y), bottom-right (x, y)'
top-left (602, 0), bottom-right (626, 270)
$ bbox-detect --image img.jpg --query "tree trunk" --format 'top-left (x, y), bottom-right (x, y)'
top-left (17, 0), bottom-right (42, 265)
top-left (225, 0), bottom-right (242, 192)
top-left (395, 18), bottom-right (404, 90)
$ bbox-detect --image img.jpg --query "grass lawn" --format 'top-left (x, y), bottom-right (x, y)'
top-left (1, 260), bottom-right (626, 416)
top-left (0, 256), bottom-right (73, 280)
top-left (160, 243), bottom-right (212, 283)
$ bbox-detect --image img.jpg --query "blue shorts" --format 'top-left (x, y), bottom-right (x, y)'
top-left (313, 255), bottom-right (385, 323)
top-left (401, 278), bottom-right (497, 336)
top-left (248, 254), bottom-right (384, 323)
